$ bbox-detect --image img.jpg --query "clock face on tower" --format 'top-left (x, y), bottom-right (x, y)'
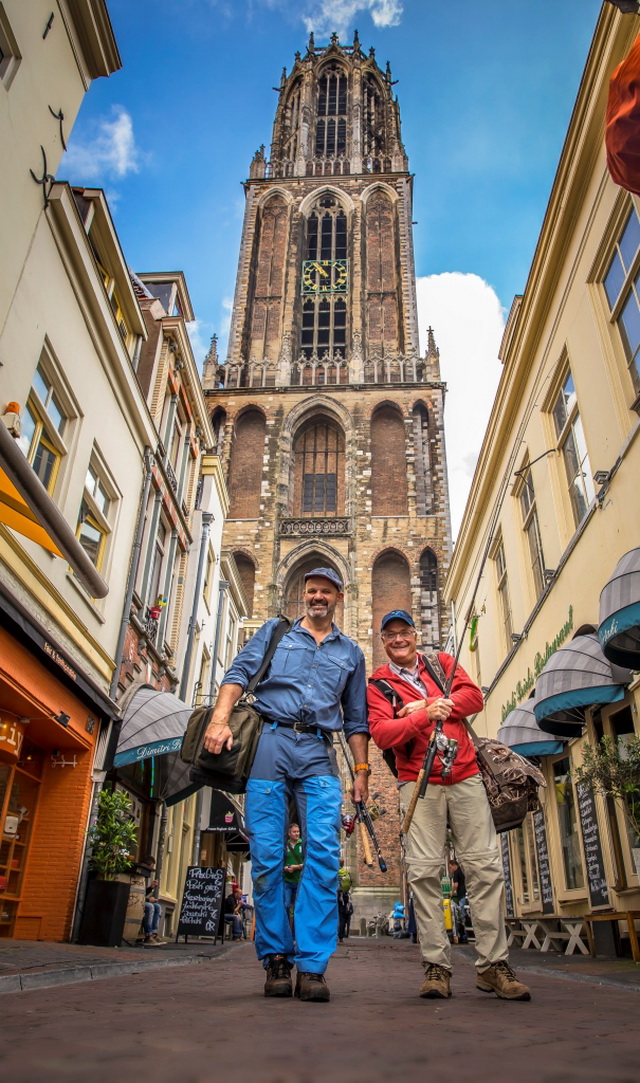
top-left (301, 259), bottom-right (349, 294)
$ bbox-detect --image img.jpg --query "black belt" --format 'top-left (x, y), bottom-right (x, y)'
top-left (270, 720), bottom-right (331, 740)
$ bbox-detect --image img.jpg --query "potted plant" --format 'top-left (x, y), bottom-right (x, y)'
top-left (574, 734), bottom-right (640, 879)
top-left (77, 789), bottom-right (138, 946)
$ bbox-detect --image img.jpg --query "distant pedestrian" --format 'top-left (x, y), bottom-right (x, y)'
top-left (284, 822), bottom-right (304, 920)
top-left (142, 855), bottom-right (162, 943)
top-left (224, 887), bottom-right (245, 940)
top-left (338, 888), bottom-right (353, 943)
top-left (449, 860), bottom-right (468, 944)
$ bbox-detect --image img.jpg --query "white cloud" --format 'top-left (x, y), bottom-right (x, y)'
top-left (302, 0), bottom-right (402, 37)
top-left (415, 273), bottom-right (505, 542)
top-left (61, 106), bottom-right (141, 182)
top-left (187, 319), bottom-right (216, 372)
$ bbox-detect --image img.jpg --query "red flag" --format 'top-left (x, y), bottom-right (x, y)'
top-left (606, 33), bottom-right (640, 195)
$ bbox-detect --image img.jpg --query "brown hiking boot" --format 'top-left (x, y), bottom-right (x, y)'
top-left (419, 963), bottom-right (452, 998)
top-left (294, 971), bottom-right (330, 1001)
top-left (476, 960), bottom-right (531, 1000)
top-left (264, 954), bottom-right (293, 997)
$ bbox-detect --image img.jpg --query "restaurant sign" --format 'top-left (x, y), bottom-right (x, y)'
top-left (500, 606), bottom-right (574, 722)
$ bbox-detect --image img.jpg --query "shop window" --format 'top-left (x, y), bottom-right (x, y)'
top-left (603, 205), bottom-right (640, 397)
top-left (514, 818), bottom-right (541, 908)
top-left (551, 370), bottom-right (595, 528)
top-left (76, 459), bottom-right (115, 571)
top-left (18, 360), bottom-right (73, 494)
top-left (552, 756), bottom-right (585, 891)
top-left (0, 5), bottom-right (21, 89)
top-left (516, 460), bottom-right (546, 598)
top-left (492, 536), bottom-right (513, 651)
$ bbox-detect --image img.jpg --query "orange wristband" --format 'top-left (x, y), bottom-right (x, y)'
top-left (354, 763), bottom-right (370, 773)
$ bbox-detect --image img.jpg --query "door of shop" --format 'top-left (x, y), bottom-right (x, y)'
top-left (0, 740), bottom-right (43, 937)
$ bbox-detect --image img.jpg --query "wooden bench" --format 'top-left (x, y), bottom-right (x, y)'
top-left (584, 910), bottom-right (640, 962)
top-left (538, 917), bottom-right (589, 955)
top-left (506, 915), bottom-right (589, 955)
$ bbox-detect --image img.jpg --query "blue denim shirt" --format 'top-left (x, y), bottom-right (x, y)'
top-left (222, 617), bottom-right (368, 739)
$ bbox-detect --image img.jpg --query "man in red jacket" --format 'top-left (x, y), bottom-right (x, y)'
top-left (367, 610), bottom-right (530, 1001)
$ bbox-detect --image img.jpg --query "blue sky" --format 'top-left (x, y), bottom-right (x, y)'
top-left (61, 0), bottom-right (606, 534)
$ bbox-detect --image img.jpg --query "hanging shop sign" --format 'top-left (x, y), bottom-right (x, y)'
top-left (0, 718), bottom-right (26, 761)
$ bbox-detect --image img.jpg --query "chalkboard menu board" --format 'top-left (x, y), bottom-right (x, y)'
top-left (533, 809), bottom-right (554, 914)
top-left (500, 834), bottom-right (514, 917)
top-left (177, 866), bottom-right (226, 939)
top-left (576, 784), bottom-right (610, 909)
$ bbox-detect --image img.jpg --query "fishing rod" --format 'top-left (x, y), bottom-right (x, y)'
top-left (338, 731), bottom-right (387, 873)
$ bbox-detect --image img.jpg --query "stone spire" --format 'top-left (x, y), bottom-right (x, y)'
top-left (202, 333), bottom-right (221, 388)
top-left (425, 326), bottom-right (441, 380)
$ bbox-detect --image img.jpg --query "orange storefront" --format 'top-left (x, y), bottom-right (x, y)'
top-left (0, 620), bottom-right (112, 941)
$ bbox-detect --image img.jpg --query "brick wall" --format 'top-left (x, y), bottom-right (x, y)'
top-left (228, 408), bottom-right (266, 518)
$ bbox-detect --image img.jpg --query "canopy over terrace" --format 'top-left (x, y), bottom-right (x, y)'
top-left (497, 695), bottom-right (568, 757)
top-left (599, 547), bottom-right (640, 669)
top-left (533, 633), bottom-right (633, 739)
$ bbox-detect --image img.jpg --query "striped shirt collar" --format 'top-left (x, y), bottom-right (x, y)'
top-left (388, 658), bottom-right (426, 696)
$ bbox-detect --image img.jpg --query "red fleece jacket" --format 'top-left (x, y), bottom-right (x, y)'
top-left (367, 652), bottom-right (483, 785)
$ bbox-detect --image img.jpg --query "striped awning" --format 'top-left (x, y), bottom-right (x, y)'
top-left (113, 685), bottom-right (191, 766)
top-left (599, 547), bottom-right (640, 669)
top-left (497, 695), bottom-right (567, 757)
top-left (533, 633), bottom-right (633, 738)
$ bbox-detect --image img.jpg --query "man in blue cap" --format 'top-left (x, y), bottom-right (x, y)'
top-left (203, 568), bottom-right (368, 1002)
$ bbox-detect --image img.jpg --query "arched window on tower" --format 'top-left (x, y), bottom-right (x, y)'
top-left (283, 555), bottom-right (344, 626)
top-left (283, 79), bottom-right (302, 165)
top-left (413, 402), bottom-right (433, 515)
top-left (315, 64), bottom-right (348, 160)
top-left (371, 404), bottom-right (408, 515)
top-left (365, 191), bottom-right (399, 355)
top-left (371, 550), bottom-right (411, 668)
top-left (363, 75), bottom-right (385, 160)
top-left (419, 548), bottom-right (440, 649)
top-left (292, 417), bottom-right (345, 517)
top-left (211, 407), bottom-right (227, 457)
top-left (234, 551), bottom-right (256, 618)
top-left (300, 194), bottom-right (348, 361)
top-left (227, 408), bottom-right (266, 519)
top-left (249, 194), bottom-right (288, 361)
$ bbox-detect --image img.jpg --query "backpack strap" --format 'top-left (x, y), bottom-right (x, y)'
top-left (420, 651), bottom-right (448, 694)
top-left (246, 615), bottom-right (292, 696)
top-left (368, 677), bottom-right (400, 711)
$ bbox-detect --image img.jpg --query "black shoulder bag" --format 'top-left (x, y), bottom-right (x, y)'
top-left (180, 616), bottom-right (291, 794)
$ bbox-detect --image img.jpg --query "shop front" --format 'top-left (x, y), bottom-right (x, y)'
top-left (497, 562), bottom-right (640, 957)
top-left (0, 623), bottom-right (110, 941)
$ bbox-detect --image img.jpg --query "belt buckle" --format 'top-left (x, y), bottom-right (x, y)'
top-left (292, 720), bottom-right (306, 733)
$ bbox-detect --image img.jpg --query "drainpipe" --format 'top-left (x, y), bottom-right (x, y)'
top-left (72, 448), bottom-right (155, 941)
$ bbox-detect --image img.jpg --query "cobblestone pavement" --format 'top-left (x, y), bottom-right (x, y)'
top-left (1, 938), bottom-right (638, 1083)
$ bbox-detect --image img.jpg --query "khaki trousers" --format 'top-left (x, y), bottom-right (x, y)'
top-left (400, 773), bottom-right (509, 972)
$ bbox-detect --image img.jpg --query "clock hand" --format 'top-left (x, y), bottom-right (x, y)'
top-left (313, 262), bottom-right (329, 277)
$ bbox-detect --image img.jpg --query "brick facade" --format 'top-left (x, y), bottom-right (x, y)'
top-left (203, 35), bottom-right (452, 911)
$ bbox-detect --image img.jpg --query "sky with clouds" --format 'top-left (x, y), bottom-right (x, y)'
top-left (60, 0), bottom-right (605, 537)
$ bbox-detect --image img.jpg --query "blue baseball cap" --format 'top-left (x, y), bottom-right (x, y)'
top-left (380, 610), bottom-right (415, 630)
top-left (304, 567), bottom-right (343, 591)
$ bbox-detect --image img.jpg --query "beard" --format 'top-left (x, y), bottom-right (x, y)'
top-left (305, 599), bottom-right (336, 621)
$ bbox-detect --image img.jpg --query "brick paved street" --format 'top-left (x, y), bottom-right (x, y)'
top-left (1, 938), bottom-right (638, 1083)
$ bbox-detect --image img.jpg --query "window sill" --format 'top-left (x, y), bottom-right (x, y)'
top-left (65, 570), bottom-right (106, 623)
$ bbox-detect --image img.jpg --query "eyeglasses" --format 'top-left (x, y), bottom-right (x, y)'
top-left (381, 630), bottom-right (416, 642)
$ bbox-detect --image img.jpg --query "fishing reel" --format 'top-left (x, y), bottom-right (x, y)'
top-left (341, 813), bottom-right (356, 836)
top-left (435, 732), bottom-right (458, 778)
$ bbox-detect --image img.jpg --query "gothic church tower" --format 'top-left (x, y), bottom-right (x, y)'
top-left (203, 33), bottom-right (453, 900)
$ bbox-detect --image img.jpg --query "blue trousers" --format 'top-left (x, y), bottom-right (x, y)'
top-left (245, 725), bottom-right (342, 975)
